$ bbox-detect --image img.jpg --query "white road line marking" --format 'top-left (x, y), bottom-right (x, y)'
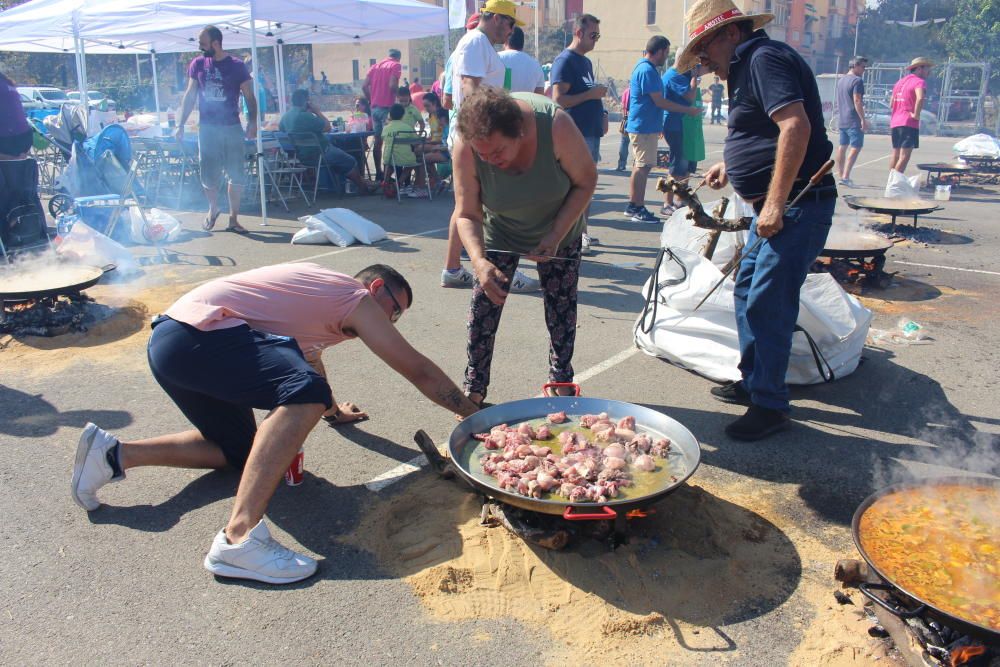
top-left (893, 260), bottom-right (1000, 277)
top-left (290, 226), bottom-right (449, 264)
top-left (855, 154), bottom-right (889, 168)
top-left (364, 454), bottom-right (428, 492)
top-left (575, 346), bottom-right (640, 383)
top-left (363, 346), bottom-right (641, 491)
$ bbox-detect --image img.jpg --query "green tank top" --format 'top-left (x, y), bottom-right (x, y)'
top-left (474, 93), bottom-right (585, 254)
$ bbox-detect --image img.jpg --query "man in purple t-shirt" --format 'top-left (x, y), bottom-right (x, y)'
top-left (177, 25), bottom-right (257, 234)
top-left (0, 71), bottom-right (32, 159)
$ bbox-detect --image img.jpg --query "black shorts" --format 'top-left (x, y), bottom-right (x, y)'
top-left (147, 316), bottom-right (332, 469)
top-left (891, 126), bottom-right (919, 149)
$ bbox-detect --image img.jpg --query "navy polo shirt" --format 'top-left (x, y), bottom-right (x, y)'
top-left (722, 31), bottom-right (833, 199)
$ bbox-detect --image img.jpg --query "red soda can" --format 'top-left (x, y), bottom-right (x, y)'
top-left (285, 448), bottom-right (304, 486)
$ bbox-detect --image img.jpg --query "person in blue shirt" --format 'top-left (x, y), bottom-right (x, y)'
top-left (624, 36), bottom-right (701, 224)
top-left (660, 60), bottom-right (700, 214)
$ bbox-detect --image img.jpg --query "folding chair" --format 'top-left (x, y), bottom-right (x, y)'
top-left (288, 132), bottom-right (326, 206)
top-left (259, 137), bottom-right (309, 211)
top-left (385, 130), bottom-right (433, 203)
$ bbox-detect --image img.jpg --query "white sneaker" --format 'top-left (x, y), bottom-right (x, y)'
top-left (204, 520), bottom-right (317, 584)
top-left (71, 422), bottom-right (124, 511)
top-left (406, 188), bottom-right (429, 199)
top-left (510, 269), bottom-right (542, 293)
top-left (441, 266), bottom-right (474, 288)
top-left (581, 234), bottom-right (592, 255)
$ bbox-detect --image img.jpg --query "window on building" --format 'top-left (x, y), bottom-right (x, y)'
top-left (352, 59), bottom-right (360, 82)
top-left (647, 0), bottom-right (656, 25)
top-left (774, 0), bottom-right (789, 26)
top-left (764, 0), bottom-right (773, 10)
top-left (369, 58), bottom-right (376, 66)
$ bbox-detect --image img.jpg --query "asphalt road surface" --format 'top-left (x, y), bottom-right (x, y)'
top-left (2, 124), bottom-right (998, 665)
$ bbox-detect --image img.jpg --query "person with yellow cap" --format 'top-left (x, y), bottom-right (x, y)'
top-left (441, 0), bottom-right (542, 294)
top-left (682, 0), bottom-right (837, 441)
top-left (888, 57), bottom-right (933, 173)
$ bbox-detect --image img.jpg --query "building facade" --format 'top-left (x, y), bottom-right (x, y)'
top-left (584, 0), bottom-right (863, 83)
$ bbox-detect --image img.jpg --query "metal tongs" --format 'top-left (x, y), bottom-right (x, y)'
top-left (692, 159), bottom-right (836, 311)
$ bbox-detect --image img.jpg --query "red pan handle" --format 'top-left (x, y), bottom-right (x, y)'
top-left (542, 382), bottom-right (581, 397)
top-left (562, 505), bottom-right (616, 521)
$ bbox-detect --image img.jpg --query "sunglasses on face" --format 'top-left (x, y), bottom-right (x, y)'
top-left (384, 285), bottom-right (403, 323)
top-left (697, 31), bottom-right (724, 58)
top-left (588, 32), bottom-right (601, 40)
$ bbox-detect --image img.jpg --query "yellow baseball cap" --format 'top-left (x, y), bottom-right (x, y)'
top-left (482, 0), bottom-right (526, 26)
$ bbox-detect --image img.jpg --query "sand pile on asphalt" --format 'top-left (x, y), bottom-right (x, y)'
top-left (354, 474), bottom-right (803, 663)
top-left (0, 282), bottom-right (191, 375)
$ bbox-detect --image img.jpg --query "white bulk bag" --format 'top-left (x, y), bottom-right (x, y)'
top-left (633, 246), bottom-right (871, 385)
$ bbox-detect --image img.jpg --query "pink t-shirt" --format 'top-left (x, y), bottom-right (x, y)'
top-left (890, 73), bottom-right (925, 129)
top-left (165, 263), bottom-right (369, 359)
top-left (367, 58), bottom-right (402, 108)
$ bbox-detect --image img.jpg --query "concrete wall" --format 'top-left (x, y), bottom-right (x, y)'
top-left (312, 42), bottom-right (430, 89)
top-left (585, 0), bottom-right (687, 82)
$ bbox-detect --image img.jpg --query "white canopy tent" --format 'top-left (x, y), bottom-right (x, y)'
top-left (0, 0), bottom-right (451, 222)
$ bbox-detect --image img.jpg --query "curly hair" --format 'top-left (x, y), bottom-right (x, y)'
top-left (455, 86), bottom-right (524, 143)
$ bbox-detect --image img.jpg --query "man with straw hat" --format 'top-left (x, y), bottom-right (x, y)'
top-left (681, 0), bottom-right (837, 441)
top-left (888, 57), bottom-right (933, 174)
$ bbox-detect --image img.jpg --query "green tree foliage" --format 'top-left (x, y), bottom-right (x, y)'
top-left (940, 0), bottom-right (1000, 94)
top-left (855, 0), bottom-right (953, 65)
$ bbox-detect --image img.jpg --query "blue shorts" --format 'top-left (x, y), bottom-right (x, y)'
top-left (147, 316), bottom-right (332, 469)
top-left (839, 127), bottom-right (865, 148)
top-left (371, 106), bottom-right (390, 136)
top-left (663, 129), bottom-right (688, 178)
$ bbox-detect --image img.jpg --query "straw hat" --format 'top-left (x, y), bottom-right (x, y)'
top-left (676, 0), bottom-right (773, 72)
top-left (481, 0), bottom-right (526, 26)
top-left (907, 57), bottom-right (934, 70)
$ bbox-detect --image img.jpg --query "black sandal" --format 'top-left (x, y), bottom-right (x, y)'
top-left (202, 210), bottom-right (221, 231)
top-left (225, 219), bottom-right (249, 235)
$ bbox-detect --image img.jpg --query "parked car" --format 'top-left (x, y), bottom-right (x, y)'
top-left (829, 99), bottom-right (939, 136)
top-left (67, 90), bottom-right (117, 111)
top-left (16, 86), bottom-right (70, 109)
top-left (18, 92), bottom-right (45, 112)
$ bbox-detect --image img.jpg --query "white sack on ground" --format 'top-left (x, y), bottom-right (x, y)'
top-left (884, 169), bottom-right (922, 199)
top-left (294, 215), bottom-right (356, 247)
top-left (952, 133), bottom-right (1000, 159)
top-left (317, 208), bottom-right (386, 245)
top-left (634, 247), bottom-right (872, 385)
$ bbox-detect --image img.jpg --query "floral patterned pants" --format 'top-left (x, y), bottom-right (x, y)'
top-left (464, 236), bottom-right (582, 399)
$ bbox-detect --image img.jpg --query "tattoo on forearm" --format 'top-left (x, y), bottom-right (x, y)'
top-left (437, 387), bottom-right (465, 409)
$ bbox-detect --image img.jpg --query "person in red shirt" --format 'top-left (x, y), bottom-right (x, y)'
top-left (363, 49), bottom-right (403, 181)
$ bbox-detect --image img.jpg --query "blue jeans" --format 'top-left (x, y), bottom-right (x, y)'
top-left (617, 132), bottom-right (630, 169)
top-left (663, 129), bottom-right (687, 177)
top-left (733, 196), bottom-right (835, 412)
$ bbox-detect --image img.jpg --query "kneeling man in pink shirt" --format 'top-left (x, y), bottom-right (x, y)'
top-left (70, 262), bottom-right (479, 584)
